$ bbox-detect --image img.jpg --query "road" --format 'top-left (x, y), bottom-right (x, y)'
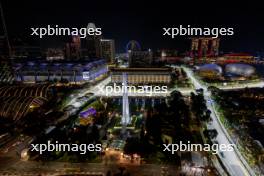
top-left (83, 71), bottom-right (259, 176)
top-left (92, 84), bottom-right (192, 97)
top-left (66, 77), bottom-right (111, 109)
top-left (183, 66), bottom-right (256, 176)
top-left (218, 81), bottom-right (264, 90)
top-left (89, 76), bottom-right (264, 98)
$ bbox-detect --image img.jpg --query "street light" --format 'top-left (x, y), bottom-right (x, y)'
top-left (21, 149), bottom-right (29, 161)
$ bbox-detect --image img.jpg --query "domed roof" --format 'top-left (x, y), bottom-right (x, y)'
top-left (198, 64), bottom-right (222, 74)
top-left (225, 63), bottom-right (255, 77)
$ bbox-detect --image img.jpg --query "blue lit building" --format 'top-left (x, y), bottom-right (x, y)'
top-left (13, 59), bottom-right (107, 83)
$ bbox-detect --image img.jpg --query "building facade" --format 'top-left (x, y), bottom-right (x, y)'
top-left (125, 40), bottom-right (153, 67)
top-left (110, 68), bottom-right (171, 84)
top-left (190, 37), bottom-right (220, 58)
top-left (65, 35), bottom-right (81, 60)
top-left (14, 59), bottom-right (107, 83)
top-left (221, 53), bottom-right (255, 63)
top-left (86, 23), bottom-right (102, 59)
top-left (128, 50), bottom-right (153, 67)
top-left (100, 39), bottom-right (115, 63)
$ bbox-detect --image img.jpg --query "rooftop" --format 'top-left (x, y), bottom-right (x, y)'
top-left (110, 67), bottom-right (172, 72)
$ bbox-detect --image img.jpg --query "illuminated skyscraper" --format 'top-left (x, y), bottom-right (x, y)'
top-left (86, 23), bottom-right (102, 58)
top-left (190, 37), bottom-right (220, 58)
top-left (65, 35), bottom-right (81, 60)
top-left (100, 39), bottom-right (115, 63)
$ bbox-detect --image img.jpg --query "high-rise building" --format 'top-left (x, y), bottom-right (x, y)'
top-left (86, 23), bottom-right (102, 58)
top-left (100, 39), bottom-right (115, 63)
top-left (190, 37), bottom-right (220, 58)
top-left (65, 35), bottom-right (81, 60)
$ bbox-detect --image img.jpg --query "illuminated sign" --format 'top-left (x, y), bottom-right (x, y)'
top-left (80, 108), bottom-right (97, 118)
top-left (83, 71), bottom-right (90, 80)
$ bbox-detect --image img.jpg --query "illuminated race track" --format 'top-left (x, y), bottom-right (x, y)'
top-left (182, 66), bottom-right (256, 176)
top-left (64, 72), bottom-right (261, 176)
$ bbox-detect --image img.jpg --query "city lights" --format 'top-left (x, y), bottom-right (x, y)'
top-left (0, 1), bottom-right (263, 175)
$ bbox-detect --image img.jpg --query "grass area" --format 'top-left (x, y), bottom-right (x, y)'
top-left (113, 116), bottom-right (138, 129)
top-left (212, 96), bottom-right (263, 173)
top-left (173, 79), bottom-right (193, 88)
top-left (83, 100), bottom-right (104, 111)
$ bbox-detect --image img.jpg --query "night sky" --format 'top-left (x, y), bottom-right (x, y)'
top-left (1, 0), bottom-right (264, 54)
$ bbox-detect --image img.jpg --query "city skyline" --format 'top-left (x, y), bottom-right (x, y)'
top-left (1, 0), bottom-right (264, 53)
top-left (0, 1), bottom-right (264, 176)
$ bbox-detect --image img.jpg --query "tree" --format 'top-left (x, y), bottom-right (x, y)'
top-left (201, 110), bottom-right (212, 122)
top-left (204, 129), bottom-right (218, 139)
